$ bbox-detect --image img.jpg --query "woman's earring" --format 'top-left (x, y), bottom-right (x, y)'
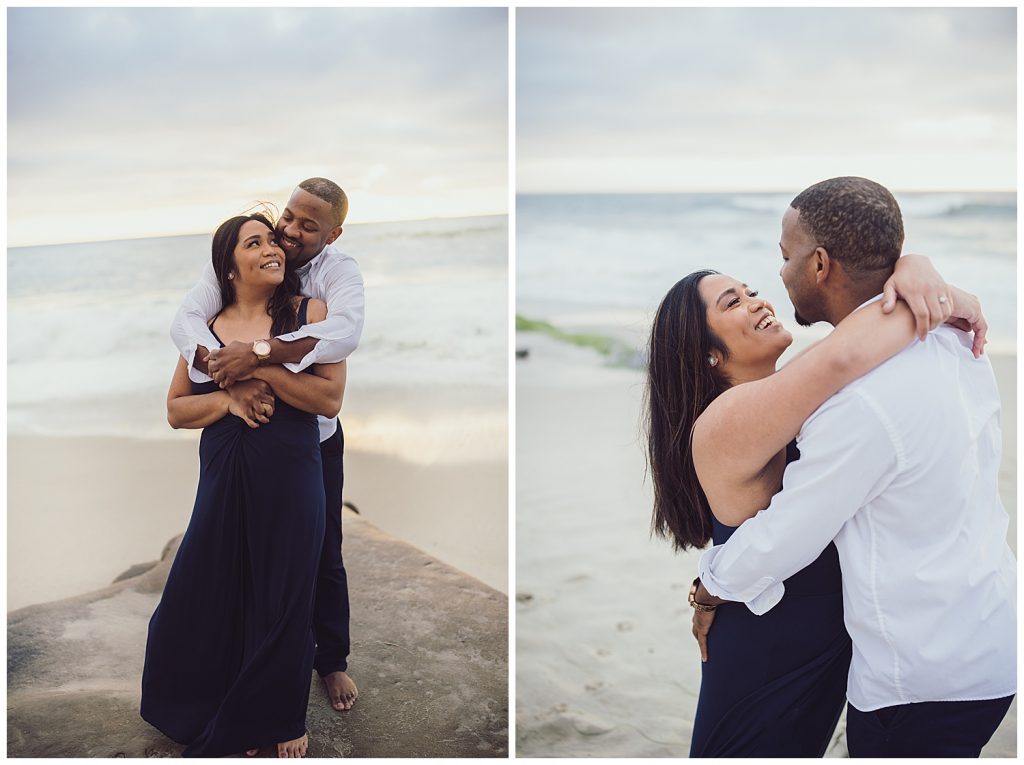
top-left (228, 272), bottom-right (235, 280)
top-left (708, 355), bottom-right (718, 367)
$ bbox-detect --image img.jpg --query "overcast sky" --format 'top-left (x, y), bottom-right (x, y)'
top-left (518, 7), bottom-right (1016, 194)
top-left (8, 7), bottom-right (508, 246)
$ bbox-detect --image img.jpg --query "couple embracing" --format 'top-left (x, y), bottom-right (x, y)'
top-left (646, 177), bottom-right (1015, 758)
top-left (140, 177), bottom-right (362, 757)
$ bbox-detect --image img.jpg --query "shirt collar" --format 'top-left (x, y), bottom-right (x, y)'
top-left (293, 244), bottom-right (328, 277)
top-left (853, 293), bottom-right (884, 313)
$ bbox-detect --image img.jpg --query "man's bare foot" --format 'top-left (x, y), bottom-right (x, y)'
top-left (323, 670), bottom-right (358, 711)
top-left (276, 731), bottom-right (308, 758)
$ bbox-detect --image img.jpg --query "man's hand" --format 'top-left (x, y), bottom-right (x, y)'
top-left (945, 286), bottom-right (988, 358)
top-left (692, 608), bottom-right (716, 663)
top-left (206, 341), bottom-right (260, 388)
top-left (225, 379), bottom-right (276, 428)
top-left (882, 254), bottom-right (953, 340)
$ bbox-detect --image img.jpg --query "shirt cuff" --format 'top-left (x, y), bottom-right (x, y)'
top-left (183, 343), bottom-right (214, 384)
top-left (744, 583), bottom-right (785, 616)
top-left (698, 545), bottom-right (785, 615)
top-left (277, 335), bottom-right (319, 374)
top-left (278, 323), bottom-right (337, 374)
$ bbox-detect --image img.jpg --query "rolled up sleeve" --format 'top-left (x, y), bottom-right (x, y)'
top-left (698, 388), bottom-right (900, 614)
top-left (169, 261), bottom-right (222, 383)
top-left (278, 255), bottom-right (364, 372)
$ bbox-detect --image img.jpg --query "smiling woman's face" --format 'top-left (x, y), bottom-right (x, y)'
top-left (231, 219), bottom-right (286, 287)
top-left (698, 273), bottom-right (793, 370)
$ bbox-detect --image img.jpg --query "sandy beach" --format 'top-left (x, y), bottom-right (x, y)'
top-left (8, 379), bottom-right (507, 613)
top-left (515, 332), bottom-right (1016, 757)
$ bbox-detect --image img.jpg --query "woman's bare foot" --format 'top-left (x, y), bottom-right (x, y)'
top-left (323, 671), bottom-right (358, 711)
top-left (276, 731), bottom-right (308, 758)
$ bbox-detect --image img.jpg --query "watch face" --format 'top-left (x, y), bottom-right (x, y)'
top-left (254, 340), bottom-right (271, 357)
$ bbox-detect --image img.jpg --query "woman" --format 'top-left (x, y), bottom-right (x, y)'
top-left (141, 213), bottom-right (345, 758)
top-left (644, 261), bottom-right (979, 757)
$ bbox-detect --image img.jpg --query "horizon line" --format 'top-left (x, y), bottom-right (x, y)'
top-left (516, 188), bottom-right (1017, 196)
top-left (8, 210), bottom-right (509, 250)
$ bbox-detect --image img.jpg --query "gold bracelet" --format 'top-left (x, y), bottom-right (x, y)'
top-left (688, 577), bottom-right (718, 612)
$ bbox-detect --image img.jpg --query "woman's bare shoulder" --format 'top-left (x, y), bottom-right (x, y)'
top-left (305, 298), bottom-right (328, 323)
top-left (690, 385), bottom-right (740, 454)
top-left (691, 382), bottom-right (779, 524)
top-left (288, 295), bottom-right (327, 323)
top-left (690, 395), bottom-right (730, 501)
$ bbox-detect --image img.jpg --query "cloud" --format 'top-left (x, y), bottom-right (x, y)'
top-left (517, 7), bottom-right (1015, 191)
top-left (8, 7), bottom-right (508, 245)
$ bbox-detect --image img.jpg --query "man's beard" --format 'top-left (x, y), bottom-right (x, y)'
top-left (794, 309), bottom-right (813, 327)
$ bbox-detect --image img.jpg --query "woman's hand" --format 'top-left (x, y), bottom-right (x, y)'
top-left (692, 608), bottom-right (716, 663)
top-left (689, 579), bottom-right (724, 662)
top-left (881, 254), bottom-right (953, 340)
top-left (227, 381), bottom-right (274, 429)
top-left (226, 379), bottom-right (276, 427)
top-left (945, 286), bottom-right (988, 358)
top-left (882, 255), bottom-right (988, 357)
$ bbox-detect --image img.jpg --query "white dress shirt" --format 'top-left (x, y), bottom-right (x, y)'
top-left (698, 297), bottom-right (1016, 712)
top-left (168, 243), bottom-right (364, 442)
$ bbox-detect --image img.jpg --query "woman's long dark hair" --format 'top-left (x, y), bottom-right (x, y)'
top-left (211, 213), bottom-right (301, 337)
top-left (644, 270), bottom-right (731, 551)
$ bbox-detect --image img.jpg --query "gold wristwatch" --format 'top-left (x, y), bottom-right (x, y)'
top-left (252, 339), bottom-right (272, 365)
top-left (688, 577), bottom-right (718, 612)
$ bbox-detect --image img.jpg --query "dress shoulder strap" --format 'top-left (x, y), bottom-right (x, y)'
top-left (207, 309), bottom-right (226, 348)
top-left (298, 297), bottom-right (311, 328)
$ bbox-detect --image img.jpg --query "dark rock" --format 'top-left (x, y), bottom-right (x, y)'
top-left (7, 511), bottom-right (508, 758)
top-left (111, 561), bottom-right (160, 583)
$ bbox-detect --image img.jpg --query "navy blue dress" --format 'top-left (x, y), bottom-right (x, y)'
top-left (689, 442), bottom-right (852, 757)
top-left (141, 299), bottom-right (326, 757)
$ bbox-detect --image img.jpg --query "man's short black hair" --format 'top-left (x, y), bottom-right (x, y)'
top-left (298, 177), bottom-right (348, 227)
top-left (790, 176), bottom-right (904, 276)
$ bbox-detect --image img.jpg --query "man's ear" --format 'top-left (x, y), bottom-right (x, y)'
top-left (326, 226), bottom-right (343, 246)
top-left (814, 247), bottom-right (831, 285)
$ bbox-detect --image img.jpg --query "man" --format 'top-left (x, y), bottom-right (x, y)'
top-left (169, 176), bottom-right (362, 713)
top-left (693, 177), bottom-right (1016, 757)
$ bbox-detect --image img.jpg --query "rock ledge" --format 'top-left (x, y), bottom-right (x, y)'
top-left (8, 510), bottom-right (508, 758)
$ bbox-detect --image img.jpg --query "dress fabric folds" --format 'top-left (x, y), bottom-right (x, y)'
top-left (142, 300), bottom-right (325, 757)
top-left (689, 441), bottom-right (852, 758)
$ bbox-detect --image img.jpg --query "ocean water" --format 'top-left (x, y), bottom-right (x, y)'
top-left (517, 192), bottom-right (1016, 354)
top-left (9, 215), bottom-right (509, 601)
top-left (8, 214), bottom-right (509, 442)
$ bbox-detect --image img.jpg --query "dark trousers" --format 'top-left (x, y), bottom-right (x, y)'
top-left (312, 421), bottom-right (350, 676)
top-left (847, 695), bottom-right (1014, 758)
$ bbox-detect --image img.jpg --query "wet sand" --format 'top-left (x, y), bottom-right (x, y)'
top-left (7, 383), bottom-right (508, 611)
